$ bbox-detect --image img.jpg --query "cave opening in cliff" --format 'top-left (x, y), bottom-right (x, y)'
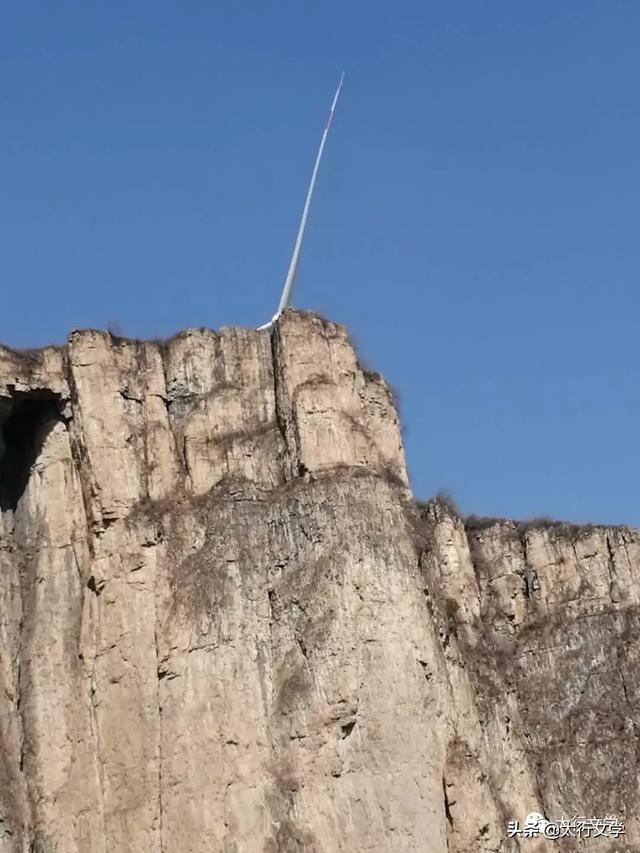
top-left (0, 389), bottom-right (64, 513)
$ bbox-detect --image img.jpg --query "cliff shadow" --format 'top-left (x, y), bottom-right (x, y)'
top-left (0, 389), bottom-right (64, 513)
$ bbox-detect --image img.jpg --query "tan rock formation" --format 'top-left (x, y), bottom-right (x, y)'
top-left (0, 311), bottom-right (637, 852)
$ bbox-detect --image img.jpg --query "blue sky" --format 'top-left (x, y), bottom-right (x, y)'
top-left (2, 1), bottom-right (638, 525)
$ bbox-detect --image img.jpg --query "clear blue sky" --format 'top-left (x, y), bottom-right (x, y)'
top-left (2, 1), bottom-right (638, 525)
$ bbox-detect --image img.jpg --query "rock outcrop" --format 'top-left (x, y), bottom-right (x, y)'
top-left (0, 311), bottom-right (637, 852)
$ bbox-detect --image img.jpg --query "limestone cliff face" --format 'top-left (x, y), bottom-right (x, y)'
top-left (0, 311), bottom-right (637, 853)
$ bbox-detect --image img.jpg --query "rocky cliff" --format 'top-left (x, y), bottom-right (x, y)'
top-left (0, 311), bottom-right (637, 853)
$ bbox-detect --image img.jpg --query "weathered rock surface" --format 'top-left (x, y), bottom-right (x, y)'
top-left (0, 310), bottom-right (637, 852)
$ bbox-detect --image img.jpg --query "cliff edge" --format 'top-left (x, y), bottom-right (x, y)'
top-left (0, 311), bottom-right (638, 852)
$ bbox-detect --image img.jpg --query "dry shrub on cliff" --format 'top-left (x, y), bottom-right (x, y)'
top-left (465, 513), bottom-right (606, 544)
top-left (464, 514), bottom-right (506, 532)
top-left (434, 490), bottom-right (461, 516)
top-left (415, 491), bottom-right (461, 518)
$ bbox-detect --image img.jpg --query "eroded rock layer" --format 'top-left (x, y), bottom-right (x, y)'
top-left (0, 311), bottom-right (637, 852)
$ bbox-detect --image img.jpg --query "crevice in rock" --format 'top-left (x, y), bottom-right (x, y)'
top-left (267, 589), bottom-right (278, 624)
top-left (269, 325), bottom-right (298, 481)
top-left (88, 655), bottom-right (108, 845)
top-left (155, 341), bottom-right (187, 481)
top-left (181, 436), bottom-right (192, 484)
top-left (61, 352), bottom-right (101, 554)
top-left (339, 719), bottom-right (356, 739)
top-left (523, 573), bottom-right (534, 600)
top-left (153, 596), bottom-right (165, 852)
top-left (296, 636), bottom-right (308, 660)
top-left (16, 656), bottom-right (24, 783)
top-left (118, 387), bottom-right (143, 404)
top-left (269, 330), bottom-right (287, 449)
top-left (442, 775), bottom-right (454, 828)
top-left (417, 659), bottom-right (433, 681)
top-left (605, 533), bottom-right (619, 606)
top-left (0, 389), bottom-right (64, 513)
top-left (613, 612), bottom-right (639, 770)
top-left (86, 575), bottom-right (108, 597)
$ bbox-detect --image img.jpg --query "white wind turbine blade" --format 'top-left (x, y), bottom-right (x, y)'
top-left (257, 73), bottom-right (345, 331)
